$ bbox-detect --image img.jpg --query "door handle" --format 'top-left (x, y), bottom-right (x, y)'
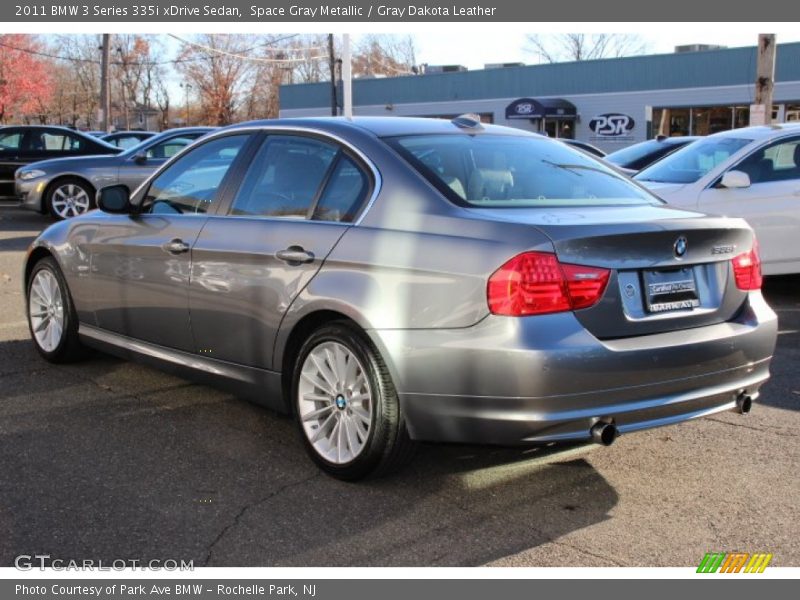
top-left (276, 246), bottom-right (314, 264)
top-left (162, 239), bottom-right (190, 254)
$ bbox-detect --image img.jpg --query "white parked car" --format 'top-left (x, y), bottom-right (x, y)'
top-left (635, 124), bottom-right (800, 275)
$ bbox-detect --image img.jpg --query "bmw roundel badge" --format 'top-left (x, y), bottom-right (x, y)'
top-left (674, 236), bottom-right (688, 259)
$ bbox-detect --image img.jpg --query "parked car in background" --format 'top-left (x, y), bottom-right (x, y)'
top-left (102, 131), bottom-right (156, 150)
top-left (562, 139), bottom-right (606, 158)
top-left (635, 124), bottom-right (800, 275)
top-left (24, 116), bottom-right (776, 479)
top-left (606, 136), bottom-right (700, 174)
top-left (16, 127), bottom-right (213, 219)
top-left (0, 126), bottom-right (121, 200)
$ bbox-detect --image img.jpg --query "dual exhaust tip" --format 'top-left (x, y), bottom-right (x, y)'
top-left (589, 392), bottom-right (754, 446)
top-left (590, 422), bottom-right (618, 446)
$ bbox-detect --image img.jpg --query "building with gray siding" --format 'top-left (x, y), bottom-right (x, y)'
top-left (279, 43), bottom-right (800, 152)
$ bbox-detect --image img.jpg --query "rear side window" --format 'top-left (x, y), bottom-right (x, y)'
top-left (230, 135), bottom-right (337, 218)
top-left (388, 134), bottom-right (655, 208)
top-left (313, 155), bottom-right (369, 222)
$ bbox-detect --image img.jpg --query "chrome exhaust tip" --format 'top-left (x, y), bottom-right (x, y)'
top-left (735, 393), bottom-right (753, 414)
top-left (590, 422), bottom-right (618, 446)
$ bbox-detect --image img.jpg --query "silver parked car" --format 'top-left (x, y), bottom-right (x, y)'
top-left (15, 127), bottom-right (213, 220)
top-left (24, 117), bottom-right (778, 479)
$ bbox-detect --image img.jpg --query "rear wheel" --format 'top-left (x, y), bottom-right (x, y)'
top-left (46, 178), bottom-right (94, 220)
top-left (27, 257), bottom-right (86, 362)
top-left (292, 322), bottom-right (416, 480)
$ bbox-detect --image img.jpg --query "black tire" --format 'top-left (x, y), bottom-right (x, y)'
top-left (291, 321), bottom-right (416, 480)
top-left (45, 177), bottom-right (95, 221)
top-left (26, 256), bottom-right (87, 363)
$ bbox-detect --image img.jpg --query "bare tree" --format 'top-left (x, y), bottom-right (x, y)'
top-left (352, 34), bottom-right (418, 77)
top-left (525, 34), bottom-right (649, 63)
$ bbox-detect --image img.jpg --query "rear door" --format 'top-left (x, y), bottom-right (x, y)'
top-left (0, 128), bottom-right (25, 198)
top-left (697, 134), bottom-right (800, 274)
top-left (189, 131), bottom-right (373, 370)
top-left (89, 133), bottom-right (253, 351)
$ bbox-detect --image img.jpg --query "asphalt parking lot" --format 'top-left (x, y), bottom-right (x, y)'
top-left (0, 203), bottom-right (798, 568)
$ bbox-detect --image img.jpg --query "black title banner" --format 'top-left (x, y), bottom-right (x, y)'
top-left (4, 0), bottom-right (800, 22)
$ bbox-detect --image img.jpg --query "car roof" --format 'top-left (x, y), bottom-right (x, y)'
top-left (227, 116), bottom-right (538, 138)
top-left (708, 122), bottom-right (800, 141)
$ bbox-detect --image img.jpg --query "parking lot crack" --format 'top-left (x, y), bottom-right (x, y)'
top-left (549, 540), bottom-right (627, 567)
top-left (705, 416), bottom-right (798, 438)
top-left (203, 471), bottom-right (321, 566)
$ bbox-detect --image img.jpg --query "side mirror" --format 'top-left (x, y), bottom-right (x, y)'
top-left (133, 152), bottom-right (147, 164)
top-left (720, 170), bottom-right (751, 189)
top-left (97, 185), bottom-right (132, 214)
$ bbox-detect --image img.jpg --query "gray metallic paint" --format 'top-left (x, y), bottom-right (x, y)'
top-left (25, 117), bottom-right (778, 445)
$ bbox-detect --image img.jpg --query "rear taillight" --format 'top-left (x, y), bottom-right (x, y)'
top-left (731, 239), bottom-right (763, 291)
top-left (487, 251), bottom-right (610, 316)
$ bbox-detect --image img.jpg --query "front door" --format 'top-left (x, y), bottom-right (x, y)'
top-left (90, 133), bottom-right (252, 351)
top-left (698, 135), bottom-right (800, 274)
top-left (0, 128), bottom-right (25, 198)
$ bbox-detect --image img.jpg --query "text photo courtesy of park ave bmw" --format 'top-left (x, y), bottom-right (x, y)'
top-left (0, 0), bottom-right (799, 593)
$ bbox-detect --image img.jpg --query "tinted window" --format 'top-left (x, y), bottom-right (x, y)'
top-left (0, 131), bottom-right (22, 151)
top-left (230, 135), bottom-right (337, 218)
top-left (313, 155), bottom-right (369, 222)
top-left (389, 134), bottom-right (655, 208)
top-left (636, 137), bottom-right (752, 184)
top-left (146, 136), bottom-right (198, 159)
top-left (42, 132), bottom-right (82, 151)
top-left (144, 135), bottom-right (248, 215)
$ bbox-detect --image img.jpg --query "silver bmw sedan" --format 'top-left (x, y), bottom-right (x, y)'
top-left (23, 116), bottom-right (778, 479)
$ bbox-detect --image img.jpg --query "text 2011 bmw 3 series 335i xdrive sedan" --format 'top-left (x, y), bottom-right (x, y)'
top-left (23, 116), bottom-right (778, 479)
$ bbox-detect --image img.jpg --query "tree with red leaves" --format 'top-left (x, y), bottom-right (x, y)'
top-left (0, 34), bottom-right (54, 124)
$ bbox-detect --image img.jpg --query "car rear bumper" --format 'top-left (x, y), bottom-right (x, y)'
top-left (368, 292), bottom-right (777, 444)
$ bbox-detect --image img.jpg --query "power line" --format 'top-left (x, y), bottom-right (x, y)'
top-left (167, 34), bottom-right (326, 64)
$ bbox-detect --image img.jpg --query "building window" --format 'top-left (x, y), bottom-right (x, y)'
top-left (653, 103), bottom-right (791, 138)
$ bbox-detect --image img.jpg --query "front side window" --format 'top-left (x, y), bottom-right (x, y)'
top-left (734, 136), bottom-right (800, 184)
top-left (230, 135), bottom-right (337, 218)
top-left (388, 134), bottom-right (655, 208)
top-left (143, 134), bottom-right (248, 215)
top-left (0, 131), bottom-right (22, 151)
top-left (636, 137), bottom-right (753, 184)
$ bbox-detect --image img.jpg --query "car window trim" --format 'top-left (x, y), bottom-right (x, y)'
top-left (216, 129), bottom-right (376, 224)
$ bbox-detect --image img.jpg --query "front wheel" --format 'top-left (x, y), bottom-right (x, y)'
top-left (46, 178), bottom-right (94, 220)
top-left (292, 322), bottom-right (416, 480)
top-left (27, 257), bottom-right (87, 362)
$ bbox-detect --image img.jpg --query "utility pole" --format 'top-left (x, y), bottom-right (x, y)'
top-left (328, 34), bottom-right (337, 116)
top-left (752, 34), bottom-right (776, 126)
top-left (99, 34), bottom-right (111, 133)
top-left (342, 34), bottom-right (352, 119)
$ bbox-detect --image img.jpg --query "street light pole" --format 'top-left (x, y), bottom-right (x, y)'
top-left (180, 82), bottom-right (192, 125)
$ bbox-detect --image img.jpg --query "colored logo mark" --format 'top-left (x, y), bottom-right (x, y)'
top-left (697, 552), bottom-right (773, 573)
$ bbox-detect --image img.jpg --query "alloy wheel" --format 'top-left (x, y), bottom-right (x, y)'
top-left (297, 341), bottom-right (373, 464)
top-left (28, 269), bottom-right (65, 353)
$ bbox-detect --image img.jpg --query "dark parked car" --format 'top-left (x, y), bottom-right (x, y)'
top-left (102, 131), bottom-right (157, 149)
top-left (561, 138), bottom-right (606, 158)
top-left (0, 126), bottom-right (121, 200)
top-left (24, 117), bottom-right (777, 479)
top-left (606, 136), bottom-right (700, 174)
top-left (16, 127), bottom-right (213, 219)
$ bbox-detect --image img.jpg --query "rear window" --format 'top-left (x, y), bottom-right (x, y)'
top-left (386, 134), bottom-right (656, 208)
